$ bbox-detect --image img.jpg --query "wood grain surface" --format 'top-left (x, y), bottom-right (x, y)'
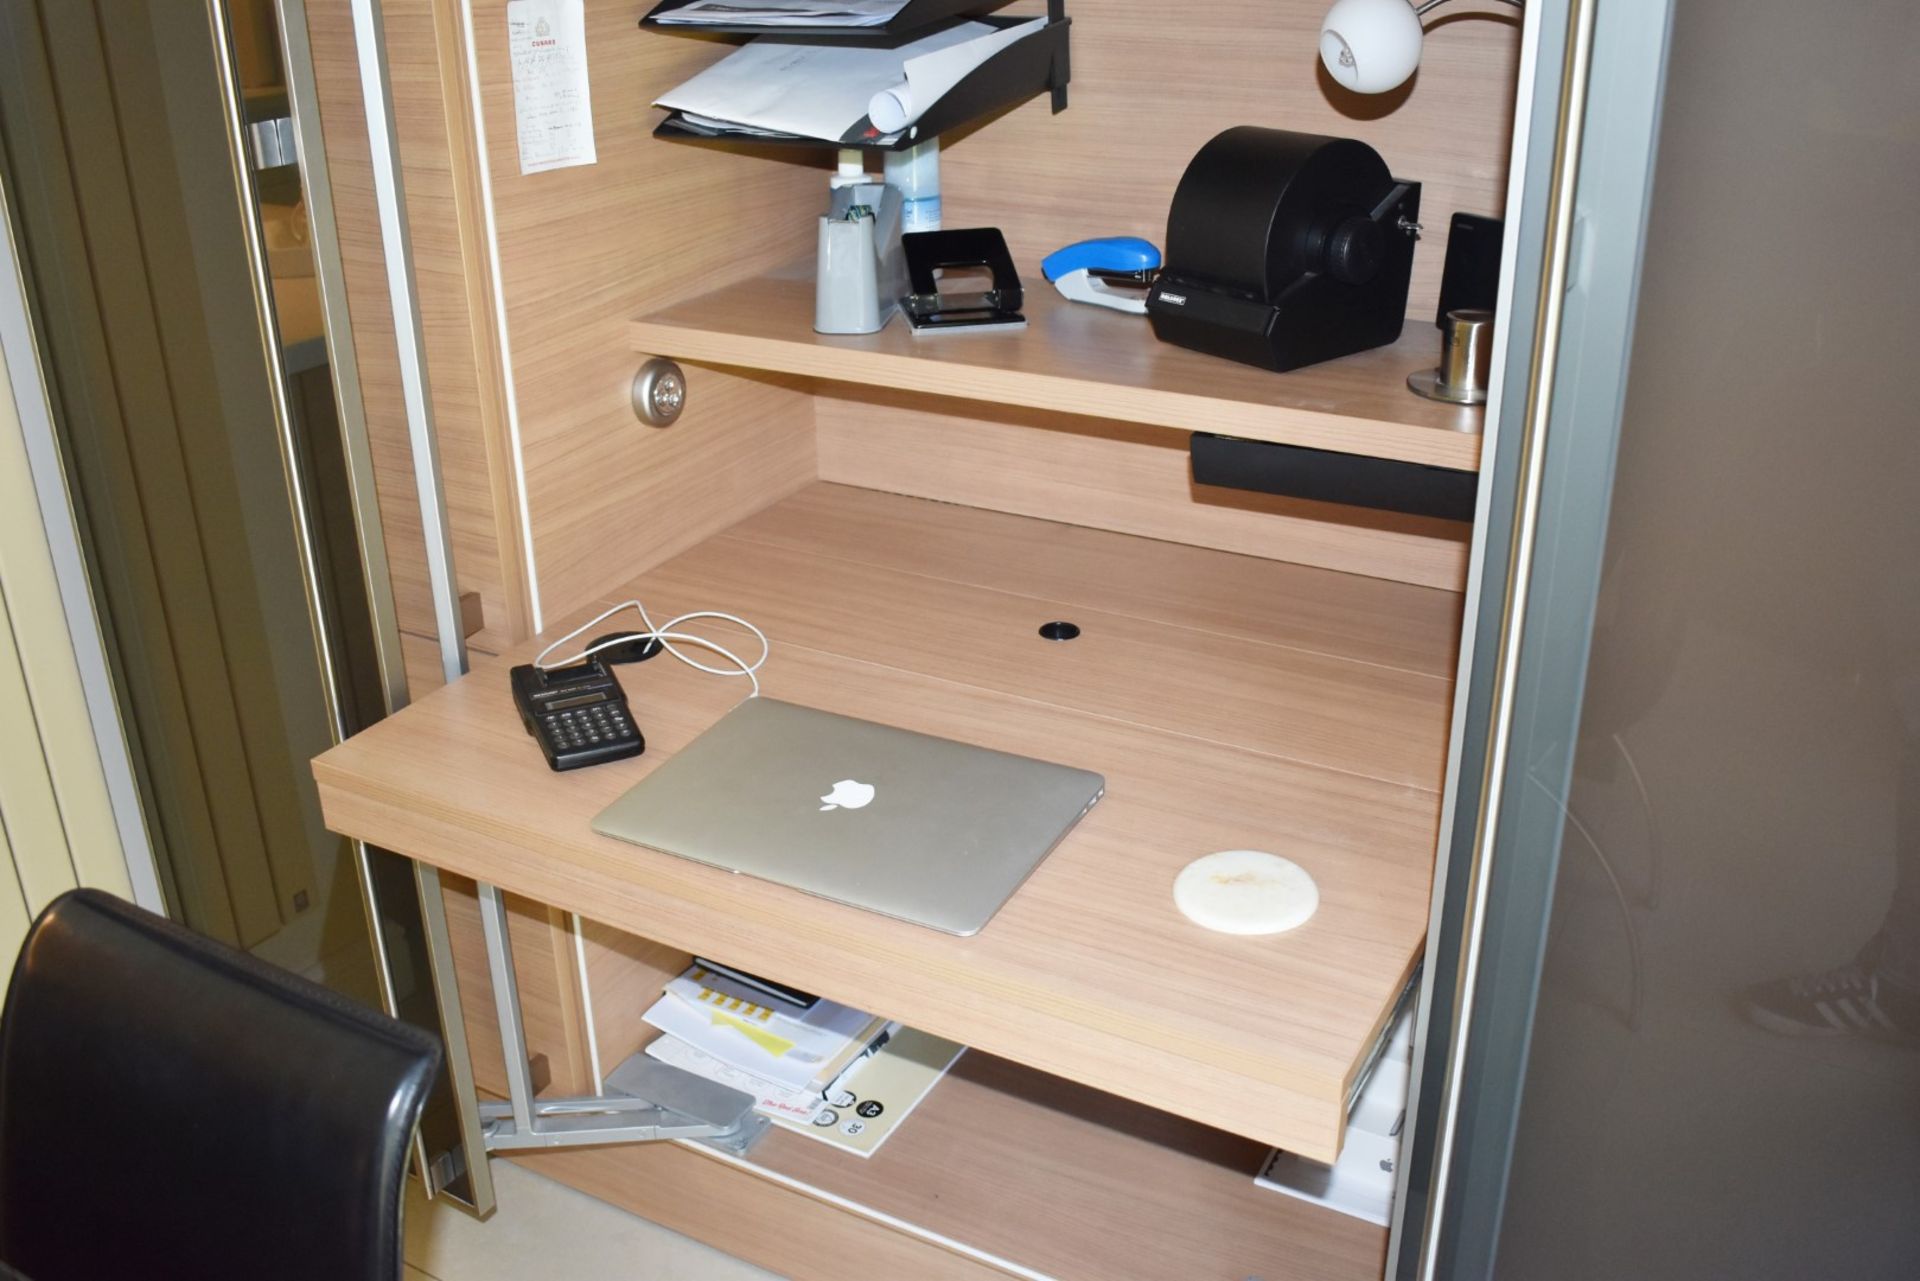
top-left (305, 0), bottom-right (531, 653)
top-left (632, 272), bottom-right (1486, 471)
top-left (725, 485), bottom-right (1463, 675)
top-left (745, 1051), bottom-right (1387, 1281)
top-left (316, 485), bottom-right (1454, 1159)
top-left (311, 0), bottom-right (1514, 645)
top-left (576, 915), bottom-right (691, 1079)
top-left (814, 390), bottom-right (1473, 591)
top-left (937, 0), bottom-right (1522, 324)
top-left (516, 1049), bottom-right (1387, 1281)
top-left (461, 0), bottom-right (825, 623)
top-left (440, 873), bottom-right (594, 1096)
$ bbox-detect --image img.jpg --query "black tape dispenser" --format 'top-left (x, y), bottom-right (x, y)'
top-left (1145, 127), bottom-right (1421, 373)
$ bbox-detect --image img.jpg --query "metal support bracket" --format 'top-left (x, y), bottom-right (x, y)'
top-left (475, 884), bottom-right (770, 1157)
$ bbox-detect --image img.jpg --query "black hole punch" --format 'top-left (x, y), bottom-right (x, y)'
top-left (1038, 621), bottom-right (1081, 642)
top-left (588, 631), bottom-right (664, 664)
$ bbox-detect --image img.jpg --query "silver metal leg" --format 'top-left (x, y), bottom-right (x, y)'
top-left (412, 863), bottom-right (497, 1208)
top-left (342, 0), bottom-right (496, 1212)
top-left (473, 884), bottom-right (766, 1154)
top-left (475, 883), bottom-right (538, 1134)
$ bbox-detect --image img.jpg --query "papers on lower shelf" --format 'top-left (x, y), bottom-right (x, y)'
top-left (646, 1033), bottom-right (840, 1123)
top-left (653, 0), bottom-right (909, 27)
top-left (643, 965), bottom-right (888, 1093)
top-left (653, 17), bottom-right (1045, 143)
top-left (1255, 999), bottom-right (1415, 1226)
top-left (642, 963), bottom-right (962, 1156)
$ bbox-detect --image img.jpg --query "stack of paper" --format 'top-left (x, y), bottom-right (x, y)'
top-left (654, 18), bottom-right (1046, 143)
top-left (784, 1024), bottom-right (966, 1157)
top-left (654, 0), bottom-right (910, 27)
top-left (642, 963), bottom-right (892, 1120)
top-left (642, 962), bottom-right (962, 1155)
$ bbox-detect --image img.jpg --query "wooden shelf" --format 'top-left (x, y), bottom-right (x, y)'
top-left (524, 1050), bottom-right (1386, 1281)
top-left (314, 484), bottom-right (1455, 1160)
top-left (629, 271), bottom-right (1485, 471)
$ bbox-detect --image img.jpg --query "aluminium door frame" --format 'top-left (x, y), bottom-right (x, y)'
top-left (337, 0), bottom-right (498, 1216)
top-left (1387, 0), bottom-right (1679, 1276)
top-left (340, 0), bottom-right (768, 1207)
top-left (0, 0), bottom-right (491, 1193)
top-left (274, 0), bottom-right (505, 1212)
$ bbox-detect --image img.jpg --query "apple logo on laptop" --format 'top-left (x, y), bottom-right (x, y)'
top-left (819, 779), bottom-right (875, 812)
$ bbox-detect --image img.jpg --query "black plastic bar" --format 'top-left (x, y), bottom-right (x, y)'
top-left (1047, 0), bottom-right (1068, 110)
top-left (1190, 432), bottom-right (1479, 523)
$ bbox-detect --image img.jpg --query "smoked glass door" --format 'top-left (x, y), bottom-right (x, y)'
top-left (1401, 1), bottom-right (1920, 1276)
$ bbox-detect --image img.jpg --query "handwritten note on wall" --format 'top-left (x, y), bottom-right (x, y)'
top-left (507, 0), bottom-right (597, 175)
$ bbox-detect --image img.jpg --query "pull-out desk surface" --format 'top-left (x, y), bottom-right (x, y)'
top-left (314, 483), bottom-right (1456, 1162)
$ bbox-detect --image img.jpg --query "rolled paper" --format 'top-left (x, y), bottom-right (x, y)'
top-left (866, 17), bottom-right (1044, 133)
top-left (868, 80), bottom-right (914, 132)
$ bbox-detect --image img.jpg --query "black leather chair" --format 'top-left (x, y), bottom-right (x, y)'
top-left (0, 889), bottom-right (441, 1281)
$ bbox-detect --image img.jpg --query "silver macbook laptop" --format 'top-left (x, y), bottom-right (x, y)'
top-left (591, 697), bottom-right (1104, 936)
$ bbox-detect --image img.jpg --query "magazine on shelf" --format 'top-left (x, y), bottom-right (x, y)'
top-left (767, 1025), bottom-right (964, 1158)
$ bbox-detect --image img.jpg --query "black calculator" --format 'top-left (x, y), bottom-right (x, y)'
top-left (510, 657), bottom-right (644, 771)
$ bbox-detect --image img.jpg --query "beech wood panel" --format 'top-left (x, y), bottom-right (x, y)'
top-left (315, 486), bottom-right (1447, 1158)
top-left (646, 539), bottom-right (1450, 788)
top-left (577, 916), bottom-right (691, 1079)
top-left (305, 0), bottom-right (530, 653)
top-left (317, 643), bottom-right (1417, 1157)
top-left (725, 486), bottom-right (1463, 676)
top-left (815, 392), bottom-right (1473, 591)
top-left (632, 273), bottom-right (1485, 471)
top-left (400, 628), bottom-right (500, 698)
top-left (517, 1051), bottom-right (1384, 1281)
top-left (556, 923), bottom-right (1385, 1279)
top-left (463, 0), bottom-right (823, 620)
top-left (440, 873), bottom-right (593, 1096)
top-left (737, 1052), bottom-right (1385, 1281)
top-left (940, 0), bottom-right (1522, 324)
top-left (399, 631), bottom-right (444, 699)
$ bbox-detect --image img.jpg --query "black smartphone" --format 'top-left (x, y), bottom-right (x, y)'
top-left (509, 657), bottom-right (644, 771)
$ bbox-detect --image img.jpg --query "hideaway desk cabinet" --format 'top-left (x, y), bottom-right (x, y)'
top-left (306, 0), bottom-right (1519, 1276)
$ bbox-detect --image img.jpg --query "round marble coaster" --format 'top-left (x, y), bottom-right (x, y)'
top-left (1173, 850), bottom-right (1320, 935)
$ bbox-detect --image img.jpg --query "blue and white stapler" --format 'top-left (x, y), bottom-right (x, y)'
top-left (1040, 237), bottom-right (1162, 314)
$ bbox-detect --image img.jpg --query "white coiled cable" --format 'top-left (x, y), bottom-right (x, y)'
top-left (532, 598), bottom-right (768, 698)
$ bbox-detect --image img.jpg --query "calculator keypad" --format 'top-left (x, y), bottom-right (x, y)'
top-left (540, 701), bottom-right (637, 756)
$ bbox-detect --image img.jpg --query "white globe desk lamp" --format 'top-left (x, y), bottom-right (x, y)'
top-left (1320, 0), bottom-right (1523, 94)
